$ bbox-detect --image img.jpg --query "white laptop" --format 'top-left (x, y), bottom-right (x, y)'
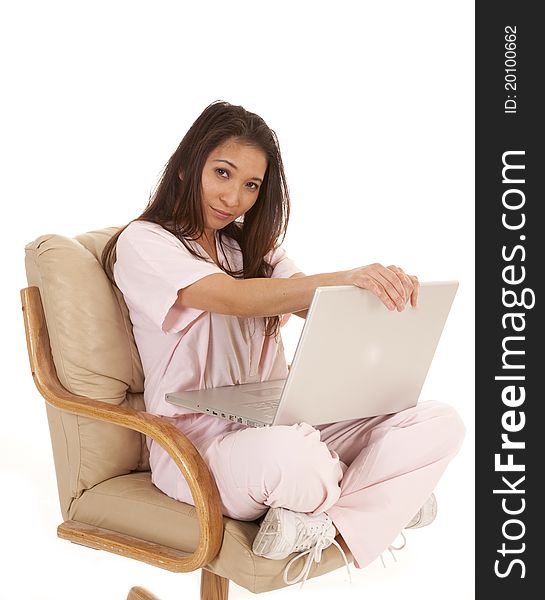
top-left (165, 281), bottom-right (458, 427)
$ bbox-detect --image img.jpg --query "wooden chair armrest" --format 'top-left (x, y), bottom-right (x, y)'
top-left (20, 286), bottom-right (223, 572)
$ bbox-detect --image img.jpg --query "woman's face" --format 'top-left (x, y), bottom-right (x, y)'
top-left (200, 138), bottom-right (268, 234)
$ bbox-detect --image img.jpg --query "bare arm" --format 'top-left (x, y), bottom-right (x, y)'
top-left (176, 270), bottom-right (348, 318)
top-left (175, 263), bottom-right (419, 318)
top-left (289, 272), bottom-right (309, 319)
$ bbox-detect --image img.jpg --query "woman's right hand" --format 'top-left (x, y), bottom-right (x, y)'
top-left (344, 263), bottom-right (419, 311)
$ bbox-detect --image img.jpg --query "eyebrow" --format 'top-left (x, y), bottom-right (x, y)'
top-left (213, 159), bottom-right (263, 183)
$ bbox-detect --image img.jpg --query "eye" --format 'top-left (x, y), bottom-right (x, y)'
top-left (246, 182), bottom-right (259, 191)
top-left (215, 167), bottom-right (229, 178)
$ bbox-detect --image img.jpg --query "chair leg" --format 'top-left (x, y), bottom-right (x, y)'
top-left (126, 571), bottom-right (229, 600)
top-left (200, 569), bottom-right (229, 600)
top-left (127, 586), bottom-right (162, 600)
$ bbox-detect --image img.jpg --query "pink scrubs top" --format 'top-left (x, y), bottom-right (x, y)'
top-left (113, 221), bottom-right (301, 497)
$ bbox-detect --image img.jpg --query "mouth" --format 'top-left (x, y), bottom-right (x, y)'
top-left (211, 206), bottom-right (233, 219)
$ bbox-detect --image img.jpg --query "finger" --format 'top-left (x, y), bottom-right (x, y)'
top-left (376, 265), bottom-right (407, 301)
top-left (387, 265), bottom-right (413, 304)
top-left (372, 267), bottom-right (407, 310)
top-left (410, 275), bottom-right (419, 307)
top-left (358, 274), bottom-right (397, 310)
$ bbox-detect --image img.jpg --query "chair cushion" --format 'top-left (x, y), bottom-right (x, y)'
top-left (69, 472), bottom-right (353, 593)
top-left (24, 229), bottom-right (149, 516)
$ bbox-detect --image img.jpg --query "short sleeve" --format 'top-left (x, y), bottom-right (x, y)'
top-left (266, 245), bottom-right (302, 279)
top-left (114, 222), bottom-right (223, 334)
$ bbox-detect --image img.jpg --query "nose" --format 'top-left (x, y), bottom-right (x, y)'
top-left (219, 182), bottom-right (241, 209)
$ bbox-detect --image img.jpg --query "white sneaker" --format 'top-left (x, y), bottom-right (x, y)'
top-left (252, 507), bottom-right (351, 587)
top-left (405, 493), bottom-right (437, 529)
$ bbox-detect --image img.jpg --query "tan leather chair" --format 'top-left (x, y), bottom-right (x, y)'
top-left (21, 227), bottom-right (352, 600)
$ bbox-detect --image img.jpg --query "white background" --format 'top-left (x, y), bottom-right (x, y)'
top-left (1, 1), bottom-right (474, 598)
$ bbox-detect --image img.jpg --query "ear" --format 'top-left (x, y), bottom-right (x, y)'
top-left (178, 169), bottom-right (184, 181)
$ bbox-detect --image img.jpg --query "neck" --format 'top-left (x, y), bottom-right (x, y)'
top-left (198, 229), bottom-right (216, 248)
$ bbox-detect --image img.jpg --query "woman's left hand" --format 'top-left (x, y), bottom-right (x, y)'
top-left (387, 265), bottom-right (419, 308)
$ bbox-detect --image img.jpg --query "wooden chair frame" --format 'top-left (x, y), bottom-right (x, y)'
top-left (21, 286), bottom-right (230, 600)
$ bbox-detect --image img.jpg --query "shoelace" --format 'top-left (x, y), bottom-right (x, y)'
top-left (282, 528), bottom-right (352, 589)
top-left (380, 531), bottom-right (407, 568)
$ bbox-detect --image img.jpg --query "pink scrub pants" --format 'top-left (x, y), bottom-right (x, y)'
top-left (166, 400), bottom-right (465, 569)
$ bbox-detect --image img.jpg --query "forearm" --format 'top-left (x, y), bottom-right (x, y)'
top-left (177, 261), bottom-right (417, 318)
top-left (233, 271), bottom-right (348, 318)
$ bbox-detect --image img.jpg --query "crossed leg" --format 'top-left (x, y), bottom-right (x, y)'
top-left (172, 400), bottom-right (465, 569)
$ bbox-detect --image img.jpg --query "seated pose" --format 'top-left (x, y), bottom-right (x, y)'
top-left (103, 100), bottom-right (465, 586)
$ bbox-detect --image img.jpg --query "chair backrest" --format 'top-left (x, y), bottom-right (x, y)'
top-left (24, 227), bottom-right (149, 518)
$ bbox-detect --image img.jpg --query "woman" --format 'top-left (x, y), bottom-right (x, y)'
top-left (103, 100), bottom-right (465, 586)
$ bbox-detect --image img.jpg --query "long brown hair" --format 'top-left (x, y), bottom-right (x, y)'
top-left (102, 100), bottom-right (291, 337)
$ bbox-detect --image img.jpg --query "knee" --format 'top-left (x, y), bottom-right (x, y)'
top-left (421, 401), bottom-right (466, 456)
top-left (259, 423), bottom-right (343, 511)
top-left (266, 423), bottom-right (341, 476)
